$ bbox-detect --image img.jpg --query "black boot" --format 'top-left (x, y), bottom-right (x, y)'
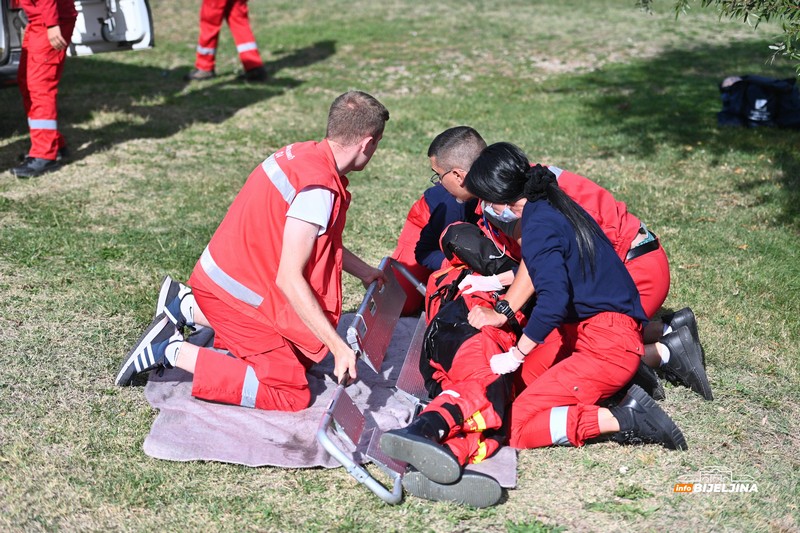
top-left (660, 326), bottom-right (713, 400)
top-left (380, 412), bottom-right (461, 484)
top-left (403, 468), bottom-right (503, 508)
top-left (11, 156), bottom-right (61, 178)
top-left (662, 307), bottom-right (705, 366)
top-left (610, 384), bottom-right (688, 450)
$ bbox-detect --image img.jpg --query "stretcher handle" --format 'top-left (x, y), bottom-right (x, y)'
top-left (388, 259), bottom-right (426, 296)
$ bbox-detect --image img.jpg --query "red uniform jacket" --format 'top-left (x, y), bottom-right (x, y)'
top-left (190, 140), bottom-right (350, 362)
top-left (19, 0), bottom-right (77, 25)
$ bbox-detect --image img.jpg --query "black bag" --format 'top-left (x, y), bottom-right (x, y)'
top-left (718, 75), bottom-right (800, 128)
top-left (439, 222), bottom-right (518, 275)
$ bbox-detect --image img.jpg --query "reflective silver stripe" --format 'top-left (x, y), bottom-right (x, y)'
top-left (548, 165), bottom-right (563, 179)
top-left (28, 118), bottom-right (57, 130)
top-left (261, 155), bottom-right (296, 204)
top-left (199, 246), bottom-right (264, 307)
top-left (240, 365), bottom-right (258, 408)
top-left (549, 406), bottom-right (571, 446)
top-left (196, 45), bottom-right (216, 56)
top-left (236, 42), bottom-right (258, 53)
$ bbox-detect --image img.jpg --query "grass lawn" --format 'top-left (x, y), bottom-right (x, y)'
top-left (1, 0), bottom-right (798, 531)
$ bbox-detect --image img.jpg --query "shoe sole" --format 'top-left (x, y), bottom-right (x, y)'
top-left (380, 431), bottom-right (462, 484)
top-left (115, 313), bottom-right (172, 386)
top-left (628, 384), bottom-right (688, 451)
top-left (403, 470), bottom-right (502, 508)
top-left (155, 275), bottom-right (175, 321)
top-left (11, 163), bottom-right (62, 179)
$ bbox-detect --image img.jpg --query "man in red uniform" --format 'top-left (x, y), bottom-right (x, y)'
top-left (186, 0), bottom-right (267, 82)
top-left (11, 0), bottom-right (77, 178)
top-left (115, 91), bottom-right (390, 412)
top-left (390, 126), bottom-right (483, 315)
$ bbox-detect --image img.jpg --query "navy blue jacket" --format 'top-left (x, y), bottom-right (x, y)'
top-left (520, 199), bottom-right (647, 343)
top-left (414, 185), bottom-right (479, 270)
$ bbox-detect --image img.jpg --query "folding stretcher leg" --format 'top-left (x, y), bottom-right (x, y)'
top-left (316, 257), bottom-right (440, 504)
top-left (316, 383), bottom-right (405, 504)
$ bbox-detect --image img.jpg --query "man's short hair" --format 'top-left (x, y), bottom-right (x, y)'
top-left (326, 91), bottom-right (390, 146)
top-left (427, 126), bottom-right (487, 170)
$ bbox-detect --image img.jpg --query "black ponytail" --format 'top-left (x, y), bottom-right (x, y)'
top-left (466, 142), bottom-right (603, 276)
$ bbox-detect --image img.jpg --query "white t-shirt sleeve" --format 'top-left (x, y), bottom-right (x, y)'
top-left (286, 186), bottom-right (334, 235)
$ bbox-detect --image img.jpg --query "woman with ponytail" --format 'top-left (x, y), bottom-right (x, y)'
top-left (465, 142), bottom-right (687, 451)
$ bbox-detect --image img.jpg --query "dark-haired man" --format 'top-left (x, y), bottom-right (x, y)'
top-left (390, 126), bottom-right (483, 314)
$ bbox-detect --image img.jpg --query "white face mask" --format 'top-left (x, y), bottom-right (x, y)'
top-left (483, 202), bottom-right (520, 223)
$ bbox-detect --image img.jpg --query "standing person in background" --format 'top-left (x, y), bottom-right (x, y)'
top-left (186, 0), bottom-right (268, 82)
top-left (11, 0), bottom-right (77, 178)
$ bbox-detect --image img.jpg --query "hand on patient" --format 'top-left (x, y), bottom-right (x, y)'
top-left (467, 306), bottom-right (508, 329)
top-left (458, 274), bottom-right (503, 295)
top-left (489, 349), bottom-right (524, 375)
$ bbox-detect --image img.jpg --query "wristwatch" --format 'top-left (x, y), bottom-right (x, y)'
top-left (494, 299), bottom-right (517, 323)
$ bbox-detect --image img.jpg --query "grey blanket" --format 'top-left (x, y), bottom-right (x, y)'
top-left (143, 315), bottom-right (517, 488)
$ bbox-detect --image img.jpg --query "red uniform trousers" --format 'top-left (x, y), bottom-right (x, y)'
top-left (626, 243), bottom-right (670, 319)
top-left (423, 331), bottom-right (515, 465)
top-left (18, 17), bottom-right (76, 160)
top-left (510, 312), bottom-right (642, 449)
top-left (189, 282), bottom-right (313, 412)
top-left (195, 0), bottom-right (263, 72)
top-left (518, 244), bottom-right (669, 388)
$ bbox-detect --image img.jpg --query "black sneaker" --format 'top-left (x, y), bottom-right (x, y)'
top-left (660, 326), bottom-right (713, 400)
top-left (56, 147), bottom-right (70, 162)
top-left (662, 307), bottom-right (704, 365)
top-left (628, 360), bottom-right (666, 401)
top-left (115, 313), bottom-right (182, 386)
top-left (11, 157), bottom-right (61, 178)
top-left (238, 66), bottom-right (267, 82)
top-left (380, 416), bottom-right (461, 484)
top-left (184, 68), bottom-right (216, 81)
top-left (610, 384), bottom-right (688, 450)
top-left (403, 469), bottom-right (502, 508)
top-left (155, 275), bottom-right (196, 331)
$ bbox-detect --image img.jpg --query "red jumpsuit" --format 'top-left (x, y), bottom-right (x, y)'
top-left (18, 0), bottom-right (77, 160)
top-left (194, 0), bottom-right (264, 73)
top-left (421, 295), bottom-right (522, 465)
top-left (188, 140), bottom-right (350, 411)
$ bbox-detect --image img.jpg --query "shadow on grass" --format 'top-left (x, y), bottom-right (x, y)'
top-left (571, 40), bottom-right (800, 229)
top-left (0, 40), bottom-right (336, 168)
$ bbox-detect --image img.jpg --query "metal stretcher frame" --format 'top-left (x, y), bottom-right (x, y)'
top-left (315, 257), bottom-right (427, 504)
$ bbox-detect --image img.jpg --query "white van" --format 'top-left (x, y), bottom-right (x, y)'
top-left (1, 0), bottom-right (154, 86)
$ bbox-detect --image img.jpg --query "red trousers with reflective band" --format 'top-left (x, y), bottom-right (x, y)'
top-left (18, 18), bottom-right (76, 160)
top-left (423, 330), bottom-right (515, 465)
top-left (510, 312), bottom-right (642, 449)
top-left (195, 0), bottom-right (263, 72)
top-left (189, 282), bottom-right (312, 412)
